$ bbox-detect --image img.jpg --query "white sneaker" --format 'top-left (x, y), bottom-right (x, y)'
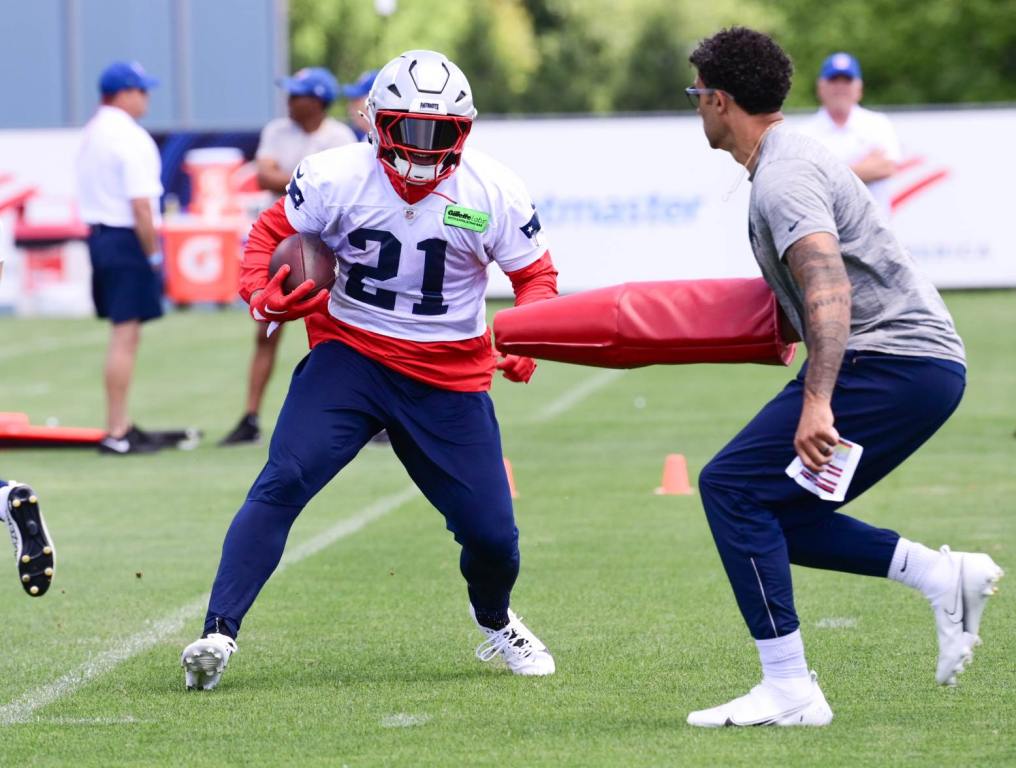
top-left (932, 546), bottom-right (1004, 686)
top-left (181, 633), bottom-right (237, 690)
top-left (687, 671), bottom-right (833, 727)
top-left (471, 605), bottom-right (555, 676)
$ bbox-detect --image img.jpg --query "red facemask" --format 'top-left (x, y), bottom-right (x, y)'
top-left (374, 110), bottom-right (472, 199)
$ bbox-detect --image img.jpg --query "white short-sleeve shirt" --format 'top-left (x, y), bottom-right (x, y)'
top-left (256, 117), bottom-right (357, 177)
top-left (799, 105), bottom-right (902, 217)
top-left (76, 105), bottom-right (163, 227)
top-left (283, 144), bottom-right (547, 342)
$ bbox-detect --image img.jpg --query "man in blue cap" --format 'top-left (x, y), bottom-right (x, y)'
top-left (342, 69), bottom-right (379, 142)
top-left (800, 52), bottom-right (901, 218)
top-left (220, 67), bottom-right (356, 446)
top-left (76, 60), bottom-right (166, 454)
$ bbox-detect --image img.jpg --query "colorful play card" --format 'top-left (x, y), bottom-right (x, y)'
top-left (785, 438), bottom-right (864, 502)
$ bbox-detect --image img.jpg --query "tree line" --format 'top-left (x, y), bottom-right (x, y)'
top-left (291, 0), bottom-right (1016, 114)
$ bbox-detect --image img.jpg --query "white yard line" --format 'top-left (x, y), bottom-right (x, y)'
top-left (0, 320), bottom-right (247, 363)
top-left (381, 713), bottom-right (431, 728)
top-left (0, 485), bottom-right (419, 726)
top-left (0, 331), bottom-right (109, 362)
top-left (530, 368), bottom-right (625, 422)
top-left (32, 715), bottom-right (149, 726)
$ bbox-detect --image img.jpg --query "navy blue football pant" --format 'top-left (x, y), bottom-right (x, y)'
top-left (698, 351), bottom-right (966, 640)
top-left (204, 341), bottom-right (518, 638)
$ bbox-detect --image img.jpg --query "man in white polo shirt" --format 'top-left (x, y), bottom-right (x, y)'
top-left (76, 60), bottom-right (164, 455)
top-left (220, 67), bottom-right (356, 446)
top-left (800, 52), bottom-right (901, 219)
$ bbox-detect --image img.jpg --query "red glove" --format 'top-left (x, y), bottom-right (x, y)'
top-left (496, 354), bottom-right (537, 383)
top-left (249, 264), bottom-right (329, 323)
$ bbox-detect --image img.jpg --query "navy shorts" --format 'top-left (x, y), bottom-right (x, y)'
top-left (87, 225), bottom-right (163, 324)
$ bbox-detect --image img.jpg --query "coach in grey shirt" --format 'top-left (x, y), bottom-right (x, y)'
top-left (679, 28), bottom-right (1000, 729)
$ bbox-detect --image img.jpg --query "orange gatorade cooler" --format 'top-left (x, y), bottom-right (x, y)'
top-left (182, 147), bottom-right (244, 219)
top-left (162, 218), bottom-right (244, 304)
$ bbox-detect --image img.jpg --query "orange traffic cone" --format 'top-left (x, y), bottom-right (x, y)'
top-left (655, 453), bottom-right (694, 495)
top-left (503, 457), bottom-right (519, 499)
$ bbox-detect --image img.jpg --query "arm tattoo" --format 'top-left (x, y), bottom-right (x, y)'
top-left (785, 238), bottom-right (851, 401)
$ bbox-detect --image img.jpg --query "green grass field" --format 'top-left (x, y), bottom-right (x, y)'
top-left (0, 292), bottom-right (1013, 767)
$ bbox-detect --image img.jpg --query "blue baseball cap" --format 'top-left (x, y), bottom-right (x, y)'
top-left (342, 69), bottom-right (379, 100)
top-left (99, 61), bottom-right (159, 94)
top-left (819, 52), bottom-right (862, 80)
top-left (276, 67), bottom-right (339, 103)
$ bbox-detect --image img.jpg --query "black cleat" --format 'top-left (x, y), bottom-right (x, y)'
top-left (218, 414), bottom-right (261, 446)
top-left (98, 425), bottom-right (163, 455)
top-left (2, 484), bottom-right (55, 597)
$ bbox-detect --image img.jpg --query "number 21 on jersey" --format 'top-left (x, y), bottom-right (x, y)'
top-left (345, 228), bottom-right (448, 316)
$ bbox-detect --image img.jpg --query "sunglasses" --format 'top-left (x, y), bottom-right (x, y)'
top-left (684, 86), bottom-right (719, 109)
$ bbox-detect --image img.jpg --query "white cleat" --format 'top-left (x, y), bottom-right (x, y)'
top-left (471, 605), bottom-right (555, 676)
top-left (932, 546), bottom-right (1004, 685)
top-left (687, 671), bottom-right (833, 727)
top-left (181, 633), bottom-right (237, 691)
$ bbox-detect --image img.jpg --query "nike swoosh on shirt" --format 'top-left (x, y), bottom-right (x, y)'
top-left (788, 220), bottom-right (801, 232)
top-left (295, 166), bottom-right (305, 179)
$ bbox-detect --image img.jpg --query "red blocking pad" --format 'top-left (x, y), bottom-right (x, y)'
top-left (0, 412), bottom-right (104, 448)
top-left (493, 277), bottom-right (797, 368)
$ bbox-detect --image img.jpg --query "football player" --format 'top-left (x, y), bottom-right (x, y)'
top-left (0, 264), bottom-right (56, 597)
top-left (182, 50), bottom-right (558, 690)
top-left (0, 481), bottom-right (54, 597)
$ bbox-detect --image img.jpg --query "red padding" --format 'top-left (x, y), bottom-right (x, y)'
top-left (0, 412), bottom-right (104, 448)
top-left (492, 277), bottom-right (796, 368)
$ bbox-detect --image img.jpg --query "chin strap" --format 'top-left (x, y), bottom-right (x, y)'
top-left (382, 165), bottom-right (437, 204)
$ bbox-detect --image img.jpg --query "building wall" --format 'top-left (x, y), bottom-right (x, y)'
top-left (0, 0), bottom-right (287, 131)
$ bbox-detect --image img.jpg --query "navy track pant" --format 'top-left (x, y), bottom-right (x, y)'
top-left (204, 341), bottom-right (518, 638)
top-left (698, 351), bottom-right (966, 639)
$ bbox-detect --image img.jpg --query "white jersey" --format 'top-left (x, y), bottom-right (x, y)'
top-left (283, 144), bottom-right (547, 342)
top-left (799, 105), bottom-right (901, 217)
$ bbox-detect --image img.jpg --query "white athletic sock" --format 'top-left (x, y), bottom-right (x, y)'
top-left (0, 483), bottom-right (10, 522)
top-left (756, 629), bottom-right (811, 699)
top-left (887, 537), bottom-right (952, 602)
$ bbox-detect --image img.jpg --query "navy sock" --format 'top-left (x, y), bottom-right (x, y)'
top-left (474, 608), bottom-right (510, 631)
top-left (203, 616), bottom-right (238, 640)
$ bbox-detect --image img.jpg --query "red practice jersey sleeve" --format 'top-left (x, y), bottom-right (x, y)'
top-left (239, 197), bottom-right (295, 303)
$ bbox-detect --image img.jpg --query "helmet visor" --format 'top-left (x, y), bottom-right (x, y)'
top-left (377, 112), bottom-right (470, 152)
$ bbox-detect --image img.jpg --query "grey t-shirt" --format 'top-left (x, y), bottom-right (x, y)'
top-left (748, 124), bottom-right (965, 366)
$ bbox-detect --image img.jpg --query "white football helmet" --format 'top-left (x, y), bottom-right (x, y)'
top-left (366, 50), bottom-right (477, 191)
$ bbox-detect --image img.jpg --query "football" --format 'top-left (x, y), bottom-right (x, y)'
top-left (269, 234), bottom-right (338, 294)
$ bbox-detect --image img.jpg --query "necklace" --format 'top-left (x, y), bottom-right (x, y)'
top-left (722, 119), bottom-right (784, 202)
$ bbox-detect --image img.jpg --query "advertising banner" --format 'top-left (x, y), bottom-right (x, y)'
top-left (1, 107), bottom-right (1013, 313)
top-left (468, 109), bottom-right (1016, 293)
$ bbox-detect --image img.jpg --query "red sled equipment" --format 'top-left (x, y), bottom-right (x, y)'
top-left (0, 412), bottom-right (202, 449)
top-left (0, 412), bottom-right (104, 448)
top-left (493, 277), bottom-right (797, 368)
